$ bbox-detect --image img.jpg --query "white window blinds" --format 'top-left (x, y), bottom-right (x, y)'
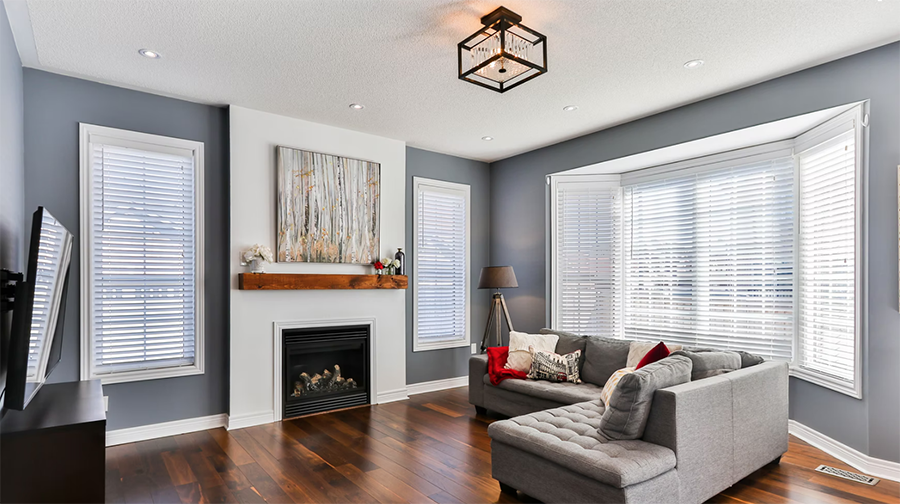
top-left (797, 129), bottom-right (858, 385)
top-left (414, 178), bottom-right (470, 351)
top-left (620, 157), bottom-right (796, 360)
top-left (87, 141), bottom-right (199, 377)
top-left (553, 180), bottom-right (620, 336)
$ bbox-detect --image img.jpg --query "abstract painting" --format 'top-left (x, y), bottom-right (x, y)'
top-left (276, 146), bottom-right (380, 263)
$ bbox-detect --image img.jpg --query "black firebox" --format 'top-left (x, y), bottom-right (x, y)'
top-left (282, 325), bottom-right (370, 419)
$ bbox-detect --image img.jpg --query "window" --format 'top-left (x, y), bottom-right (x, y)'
top-left (413, 178), bottom-right (470, 351)
top-left (550, 176), bottom-right (620, 336)
top-left (79, 124), bottom-right (204, 384)
top-left (795, 120), bottom-right (862, 397)
top-left (620, 154), bottom-right (796, 360)
top-left (550, 104), bottom-right (865, 397)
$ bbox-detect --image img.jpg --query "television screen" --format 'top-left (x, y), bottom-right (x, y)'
top-left (5, 207), bottom-right (74, 410)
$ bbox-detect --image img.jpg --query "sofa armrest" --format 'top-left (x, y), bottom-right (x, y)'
top-left (642, 360), bottom-right (788, 504)
top-left (469, 354), bottom-right (489, 408)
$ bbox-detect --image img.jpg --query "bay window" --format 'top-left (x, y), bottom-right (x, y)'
top-left (550, 104), bottom-right (865, 397)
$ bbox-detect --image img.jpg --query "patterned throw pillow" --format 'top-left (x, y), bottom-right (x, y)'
top-left (600, 367), bottom-right (635, 406)
top-left (526, 347), bottom-right (582, 383)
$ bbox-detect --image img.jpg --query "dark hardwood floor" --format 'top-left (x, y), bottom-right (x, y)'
top-left (106, 387), bottom-right (899, 503)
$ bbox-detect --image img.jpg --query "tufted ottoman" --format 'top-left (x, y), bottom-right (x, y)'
top-left (487, 400), bottom-right (679, 504)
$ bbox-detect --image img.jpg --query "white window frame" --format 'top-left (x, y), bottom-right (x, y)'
top-left (548, 103), bottom-right (867, 399)
top-left (549, 174), bottom-right (620, 330)
top-left (78, 123), bottom-right (205, 384)
top-left (790, 106), bottom-right (866, 399)
top-left (413, 177), bottom-right (471, 352)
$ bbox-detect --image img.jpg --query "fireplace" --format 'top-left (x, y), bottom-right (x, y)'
top-left (282, 325), bottom-right (371, 419)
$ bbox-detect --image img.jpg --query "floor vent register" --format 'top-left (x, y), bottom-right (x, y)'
top-left (815, 465), bottom-right (879, 486)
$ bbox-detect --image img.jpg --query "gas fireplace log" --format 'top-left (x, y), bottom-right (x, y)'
top-left (292, 365), bottom-right (358, 397)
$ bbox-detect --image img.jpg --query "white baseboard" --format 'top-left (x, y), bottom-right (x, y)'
top-left (226, 410), bottom-right (275, 431)
top-left (407, 376), bottom-right (467, 396)
top-left (789, 419), bottom-right (900, 483)
top-left (106, 413), bottom-right (228, 447)
top-left (376, 387), bottom-right (409, 404)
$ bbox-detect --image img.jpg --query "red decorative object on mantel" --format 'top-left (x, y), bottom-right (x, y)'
top-left (487, 346), bottom-right (527, 385)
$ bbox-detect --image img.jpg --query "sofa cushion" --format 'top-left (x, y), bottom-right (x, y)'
top-left (671, 349), bottom-right (741, 380)
top-left (487, 401), bottom-right (677, 488)
top-left (581, 336), bottom-right (632, 387)
top-left (483, 385), bottom-right (570, 418)
top-left (485, 374), bottom-right (604, 404)
top-left (540, 328), bottom-right (588, 356)
top-left (686, 346), bottom-right (765, 368)
top-left (599, 355), bottom-right (692, 441)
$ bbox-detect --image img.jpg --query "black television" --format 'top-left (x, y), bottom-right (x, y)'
top-left (5, 207), bottom-right (74, 410)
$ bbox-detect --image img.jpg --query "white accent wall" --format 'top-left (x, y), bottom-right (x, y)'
top-left (229, 106), bottom-right (407, 428)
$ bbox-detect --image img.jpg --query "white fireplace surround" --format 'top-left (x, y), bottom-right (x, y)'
top-left (229, 106), bottom-right (408, 431)
top-left (273, 318), bottom-right (376, 422)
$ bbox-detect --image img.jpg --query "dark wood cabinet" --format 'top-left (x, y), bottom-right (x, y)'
top-left (1, 380), bottom-right (106, 503)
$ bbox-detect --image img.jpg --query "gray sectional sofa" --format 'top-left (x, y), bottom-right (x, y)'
top-left (468, 330), bottom-right (789, 504)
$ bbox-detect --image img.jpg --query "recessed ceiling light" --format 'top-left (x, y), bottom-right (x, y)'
top-left (563, 105), bottom-right (578, 112)
top-left (138, 49), bottom-right (160, 59)
top-left (482, 136), bottom-right (494, 141)
top-left (349, 103), bottom-right (365, 110)
top-left (683, 59), bottom-right (704, 69)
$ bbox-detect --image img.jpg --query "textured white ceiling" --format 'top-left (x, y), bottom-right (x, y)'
top-left (10, 0), bottom-right (900, 162)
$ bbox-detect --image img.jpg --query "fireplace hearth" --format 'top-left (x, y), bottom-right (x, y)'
top-left (282, 325), bottom-right (370, 418)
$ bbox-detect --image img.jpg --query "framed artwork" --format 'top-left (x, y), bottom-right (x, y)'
top-left (276, 146), bottom-right (380, 263)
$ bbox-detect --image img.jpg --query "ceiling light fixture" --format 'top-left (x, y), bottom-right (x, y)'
top-left (482, 136), bottom-right (494, 141)
top-left (683, 59), bottom-right (704, 69)
top-left (563, 105), bottom-right (578, 112)
top-left (349, 103), bottom-right (365, 110)
top-left (458, 6), bottom-right (548, 93)
top-left (138, 49), bottom-right (160, 59)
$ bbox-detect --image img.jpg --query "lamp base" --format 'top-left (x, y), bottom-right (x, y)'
top-left (481, 291), bottom-right (514, 352)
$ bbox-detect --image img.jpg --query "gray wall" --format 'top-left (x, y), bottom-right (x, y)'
top-left (490, 43), bottom-right (900, 462)
top-left (0, 5), bottom-right (24, 403)
top-left (406, 147), bottom-right (491, 384)
top-left (23, 69), bottom-right (229, 430)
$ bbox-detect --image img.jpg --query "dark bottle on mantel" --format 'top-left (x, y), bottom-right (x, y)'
top-left (395, 248), bottom-right (406, 275)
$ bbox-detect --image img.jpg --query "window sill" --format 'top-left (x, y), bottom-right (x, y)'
top-left (88, 363), bottom-right (204, 385)
top-left (789, 365), bottom-right (861, 400)
top-left (413, 339), bottom-right (471, 352)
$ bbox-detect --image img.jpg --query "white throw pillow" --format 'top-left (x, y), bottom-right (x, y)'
top-left (505, 331), bottom-right (559, 373)
top-left (626, 341), bottom-right (682, 368)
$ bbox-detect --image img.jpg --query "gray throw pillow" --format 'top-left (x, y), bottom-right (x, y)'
top-left (686, 347), bottom-right (764, 369)
top-left (581, 336), bottom-right (632, 386)
top-left (598, 355), bottom-right (692, 441)
top-left (671, 350), bottom-right (741, 380)
top-left (540, 328), bottom-right (588, 356)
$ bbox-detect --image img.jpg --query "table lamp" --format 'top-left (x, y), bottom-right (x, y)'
top-left (478, 266), bottom-right (518, 352)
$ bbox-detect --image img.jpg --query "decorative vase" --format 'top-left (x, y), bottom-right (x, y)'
top-left (251, 259), bottom-right (266, 274)
top-left (395, 248), bottom-right (406, 275)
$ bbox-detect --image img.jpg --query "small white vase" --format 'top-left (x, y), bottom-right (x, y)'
top-left (251, 259), bottom-right (266, 274)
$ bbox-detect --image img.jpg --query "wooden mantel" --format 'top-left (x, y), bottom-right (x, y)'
top-left (238, 273), bottom-right (408, 290)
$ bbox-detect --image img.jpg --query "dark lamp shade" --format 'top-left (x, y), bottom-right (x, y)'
top-left (478, 266), bottom-right (518, 289)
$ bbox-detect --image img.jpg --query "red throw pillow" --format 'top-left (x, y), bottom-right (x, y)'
top-left (487, 346), bottom-right (528, 385)
top-left (636, 342), bottom-right (671, 370)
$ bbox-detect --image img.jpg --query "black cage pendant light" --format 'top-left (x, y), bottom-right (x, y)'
top-left (458, 6), bottom-right (547, 93)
